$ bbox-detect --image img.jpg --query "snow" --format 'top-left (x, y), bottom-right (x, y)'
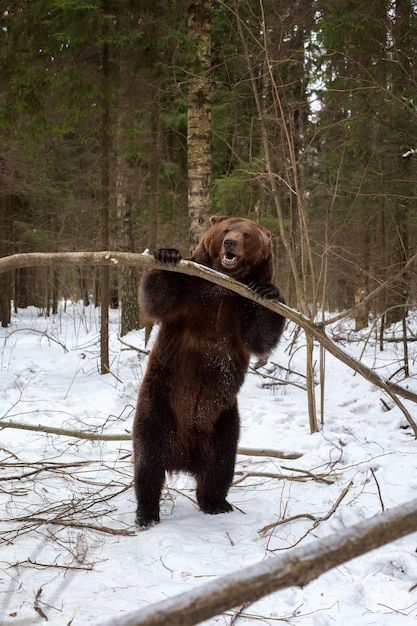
top-left (1, 302), bottom-right (417, 625)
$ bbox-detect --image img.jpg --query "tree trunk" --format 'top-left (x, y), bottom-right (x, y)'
top-left (354, 270), bottom-right (369, 331)
top-left (143, 89), bottom-right (161, 346)
top-left (116, 53), bottom-right (139, 337)
top-left (385, 203), bottom-right (409, 327)
top-left (149, 91), bottom-right (160, 254)
top-left (187, 0), bottom-right (212, 252)
top-left (0, 193), bottom-right (12, 327)
top-left (100, 30), bottom-right (111, 374)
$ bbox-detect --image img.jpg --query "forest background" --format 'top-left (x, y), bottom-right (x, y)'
top-left (0, 0), bottom-right (416, 340)
top-left (1, 3), bottom-right (417, 620)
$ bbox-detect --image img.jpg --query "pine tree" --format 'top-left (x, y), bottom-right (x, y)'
top-left (315, 1), bottom-right (417, 319)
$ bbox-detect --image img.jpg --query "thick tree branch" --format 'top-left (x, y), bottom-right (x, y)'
top-left (0, 251), bottom-right (152, 274)
top-left (0, 251), bottom-right (416, 435)
top-left (102, 497), bottom-right (417, 626)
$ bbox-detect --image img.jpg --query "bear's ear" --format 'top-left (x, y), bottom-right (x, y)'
top-left (210, 215), bottom-right (228, 226)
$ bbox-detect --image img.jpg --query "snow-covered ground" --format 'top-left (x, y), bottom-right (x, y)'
top-left (1, 302), bottom-right (417, 625)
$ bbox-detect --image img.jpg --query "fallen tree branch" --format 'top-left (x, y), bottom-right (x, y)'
top-left (13, 517), bottom-right (136, 536)
top-left (0, 420), bottom-right (131, 441)
top-left (0, 420), bottom-right (302, 459)
top-left (234, 470), bottom-right (333, 484)
top-left (101, 497), bottom-right (417, 626)
top-left (386, 382), bottom-right (417, 404)
top-left (0, 250), bottom-right (150, 274)
top-left (1, 250), bottom-right (416, 435)
top-left (237, 446), bottom-right (302, 460)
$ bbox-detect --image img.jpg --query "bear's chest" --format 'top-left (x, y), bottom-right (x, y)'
top-left (184, 283), bottom-right (244, 333)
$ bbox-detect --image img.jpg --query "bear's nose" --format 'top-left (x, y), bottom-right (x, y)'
top-left (224, 238), bottom-right (237, 251)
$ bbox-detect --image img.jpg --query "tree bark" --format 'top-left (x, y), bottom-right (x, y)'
top-left (116, 52), bottom-right (139, 336)
top-left (149, 90), bottom-right (160, 254)
top-left (100, 29), bottom-right (111, 373)
top-left (0, 193), bottom-right (12, 327)
top-left (187, 0), bottom-right (212, 251)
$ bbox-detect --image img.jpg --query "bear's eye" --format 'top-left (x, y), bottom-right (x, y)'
top-left (223, 228), bottom-right (230, 234)
top-left (243, 232), bottom-right (250, 239)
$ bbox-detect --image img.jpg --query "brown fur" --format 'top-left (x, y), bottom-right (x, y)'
top-left (133, 216), bottom-right (285, 528)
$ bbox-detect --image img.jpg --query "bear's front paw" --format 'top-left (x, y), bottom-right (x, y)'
top-left (249, 282), bottom-right (280, 300)
top-left (154, 248), bottom-right (182, 265)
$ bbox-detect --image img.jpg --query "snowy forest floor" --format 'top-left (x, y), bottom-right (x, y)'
top-left (1, 302), bottom-right (417, 626)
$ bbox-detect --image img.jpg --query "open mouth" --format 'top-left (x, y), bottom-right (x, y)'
top-left (221, 251), bottom-right (239, 268)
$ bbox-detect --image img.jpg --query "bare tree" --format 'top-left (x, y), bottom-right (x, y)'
top-left (234, 0), bottom-right (318, 432)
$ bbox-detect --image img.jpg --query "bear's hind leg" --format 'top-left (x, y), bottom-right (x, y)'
top-left (197, 476), bottom-right (234, 515)
top-left (134, 457), bottom-right (165, 529)
top-left (133, 393), bottom-right (171, 529)
top-left (196, 405), bottom-right (239, 515)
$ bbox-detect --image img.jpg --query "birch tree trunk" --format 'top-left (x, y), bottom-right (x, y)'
top-left (187, 0), bottom-right (212, 251)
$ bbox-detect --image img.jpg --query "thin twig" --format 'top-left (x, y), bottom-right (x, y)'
top-left (281, 465), bottom-right (336, 484)
top-left (370, 468), bottom-right (385, 512)
top-left (234, 470), bottom-right (334, 484)
top-left (250, 366), bottom-right (307, 391)
top-left (3, 327), bottom-right (69, 352)
top-left (258, 480), bottom-right (353, 536)
top-left (25, 558), bottom-right (93, 571)
top-left (22, 518), bottom-right (136, 536)
top-left (118, 334), bottom-right (150, 355)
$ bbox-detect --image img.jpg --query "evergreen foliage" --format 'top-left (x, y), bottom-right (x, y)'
top-left (0, 0), bottom-right (416, 330)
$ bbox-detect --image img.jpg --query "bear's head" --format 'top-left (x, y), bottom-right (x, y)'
top-left (192, 216), bottom-right (274, 284)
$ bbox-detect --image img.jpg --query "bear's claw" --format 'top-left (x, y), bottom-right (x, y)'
top-left (135, 512), bottom-right (160, 530)
top-left (154, 248), bottom-right (182, 265)
top-left (248, 282), bottom-right (280, 300)
top-left (199, 500), bottom-right (233, 515)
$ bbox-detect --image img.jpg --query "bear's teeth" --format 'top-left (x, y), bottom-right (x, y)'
top-left (222, 254), bottom-right (238, 267)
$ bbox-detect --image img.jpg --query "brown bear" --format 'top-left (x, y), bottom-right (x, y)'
top-left (133, 216), bottom-right (285, 528)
